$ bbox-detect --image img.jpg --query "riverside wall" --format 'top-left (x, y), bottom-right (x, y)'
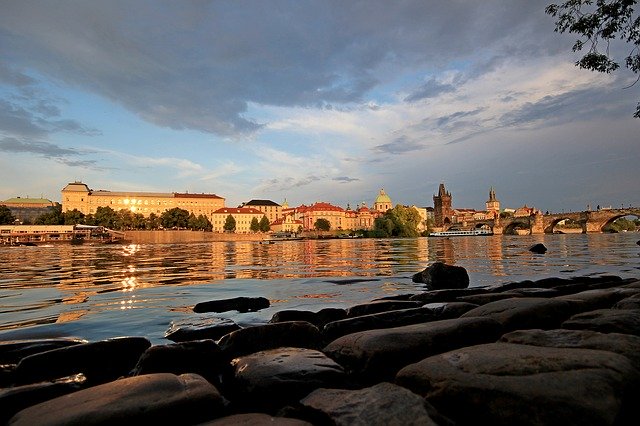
top-left (124, 230), bottom-right (269, 244)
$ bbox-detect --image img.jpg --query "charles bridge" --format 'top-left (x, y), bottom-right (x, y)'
top-left (453, 208), bottom-right (640, 235)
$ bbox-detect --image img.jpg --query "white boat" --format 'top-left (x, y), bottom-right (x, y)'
top-left (429, 229), bottom-right (493, 237)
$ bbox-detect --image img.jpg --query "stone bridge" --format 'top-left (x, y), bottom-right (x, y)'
top-left (457, 208), bottom-right (640, 235)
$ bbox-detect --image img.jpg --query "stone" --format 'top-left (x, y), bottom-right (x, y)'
top-left (396, 342), bottom-right (640, 426)
top-left (323, 317), bottom-right (502, 382)
top-left (132, 340), bottom-right (228, 383)
top-left (322, 307), bottom-right (436, 343)
top-left (229, 347), bottom-right (346, 410)
top-left (0, 338), bottom-right (87, 364)
top-left (409, 288), bottom-right (488, 303)
top-left (300, 382), bottom-right (439, 426)
top-left (199, 413), bottom-right (312, 425)
top-left (528, 243), bottom-right (547, 253)
top-left (346, 300), bottom-right (422, 318)
top-left (8, 373), bottom-right (224, 426)
top-left (461, 297), bottom-right (579, 332)
top-left (562, 309), bottom-right (640, 336)
top-left (411, 262), bottom-right (469, 290)
top-left (269, 308), bottom-right (347, 328)
top-left (0, 374), bottom-right (86, 424)
top-left (555, 288), bottom-right (632, 311)
top-left (425, 301), bottom-right (479, 319)
top-left (13, 337), bottom-right (151, 385)
top-left (456, 292), bottom-right (526, 305)
top-left (614, 293), bottom-right (640, 309)
top-left (500, 328), bottom-right (640, 370)
top-left (193, 296), bottom-right (270, 313)
top-left (217, 321), bottom-right (321, 359)
top-left (164, 316), bottom-right (241, 342)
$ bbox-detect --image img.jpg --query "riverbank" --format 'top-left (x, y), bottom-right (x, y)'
top-left (3, 272), bottom-right (640, 424)
top-left (124, 230), bottom-right (270, 244)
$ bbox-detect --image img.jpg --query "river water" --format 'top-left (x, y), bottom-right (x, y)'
top-left (1, 233), bottom-right (639, 344)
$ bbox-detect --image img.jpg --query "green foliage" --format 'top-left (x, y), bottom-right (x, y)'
top-left (500, 211), bottom-right (513, 219)
top-left (63, 209), bottom-right (85, 225)
top-left (546, 0), bottom-right (640, 117)
top-left (223, 214), bottom-right (236, 232)
top-left (34, 204), bottom-right (64, 225)
top-left (314, 218), bottom-right (331, 231)
top-left (92, 206), bottom-right (118, 228)
top-left (188, 214), bottom-right (212, 231)
top-left (160, 207), bottom-right (190, 229)
top-left (0, 205), bottom-right (16, 224)
top-left (250, 217), bottom-right (260, 232)
top-left (373, 205), bottom-right (421, 237)
top-left (605, 216), bottom-right (638, 232)
top-left (259, 215), bottom-right (271, 232)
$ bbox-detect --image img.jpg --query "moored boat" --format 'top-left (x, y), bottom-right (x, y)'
top-left (429, 228), bottom-right (493, 237)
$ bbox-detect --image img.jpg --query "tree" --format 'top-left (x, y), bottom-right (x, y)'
top-left (223, 214), bottom-right (236, 232)
top-left (373, 205), bottom-right (421, 237)
top-left (146, 213), bottom-right (161, 230)
top-left (546, 0), bottom-right (640, 117)
top-left (250, 217), bottom-right (260, 232)
top-left (161, 207), bottom-right (190, 229)
top-left (63, 209), bottom-right (85, 225)
top-left (34, 204), bottom-right (64, 225)
top-left (0, 205), bottom-right (16, 224)
top-left (259, 215), bottom-right (271, 232)
top-left (92, 206), bottom-right (118, 228)
top-left (314, 218), bottom-right (331, 231)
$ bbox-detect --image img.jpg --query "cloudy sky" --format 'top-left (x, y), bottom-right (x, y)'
top-left (1, 0), bottom-right (638, 212)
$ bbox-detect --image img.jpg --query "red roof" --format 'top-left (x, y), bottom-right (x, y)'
top-left (213, 207), bottom-right (264, 214)
top-left (174, 193), bottom-right (223, 199)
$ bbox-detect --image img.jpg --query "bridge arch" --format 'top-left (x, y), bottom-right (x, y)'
top-left (544, 216), bottom-right (587, 234)
top-left (600, 213), bottom-right (640, 233)
top-left (503, 218), bottom-right (531, 235)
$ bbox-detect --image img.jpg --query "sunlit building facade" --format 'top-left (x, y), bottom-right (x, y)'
top-left (211, 207), bottom-right (266, 233)
top-left (243, 199), bottom-right (282, 223)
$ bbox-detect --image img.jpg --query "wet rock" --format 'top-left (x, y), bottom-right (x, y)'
top-left (373, 293), bottom-right (418, 301)
top-left (300, 382), bottom-right (440, 426)
top-left (323, 307), bottom-right (436, 342)
top-left (615, 294), bottom-right (640, 309)
top-left (194, 296), bottom-right (270, 313)
top-left (229, 347), bottom-right (346, 410)
top-left (409, 287), bottom-right (488, 303)
top-left (200, 413), bottom-right (311, 425)
top-left (218, 321), bottom-right (321, 359)
top-left (8, 373), bottom-right (224, 426)
top-left (461, 297), bottom-right (579, 332)
top-left (456, 292), bottom-right (526, 305)
top-left (165, 316), bottom-right (241, 342)
top-left (346, 300), bottom-right (422, 318)
top-left (562, 309), bottom-right (640, 336)
top-left (528, 243), bottom-right (547, 253)
top-left (314, 308), bottom-right (348, 327)
top-left (501, 287), bottom-right (560, 297)
top-left (268, 308), bottom-right (347, 328)
top-left (396, 342), bottom-right (640, 426)
top-left (0, 338), bottom-right (87, 364)
top-left (412, 262), bottom-right (469, 290)
top-left (555, 288), bottom-right (632, 311)
top-left (323, 317), bottom-right (502, 382)
top-left (425, 301), bottom-right (480, 319)
top-left (13, 337), bottom-right (151, 385)
top-left (0, 374), bottom-right (86, 424)
top-left (549, 277), bottom-right (630, 295)
top-left (132, 340), bottom-right (228, 383)
top-left (500, 328), bottom-right (640, 369)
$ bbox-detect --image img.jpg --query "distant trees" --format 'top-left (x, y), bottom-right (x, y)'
top-left (259, 215), bottom-right (271, 232)
top-left (250, 217), bottom-right (260, 232)
top-left (0, 205), bottom-right (16, 224)
top-left (223, 214), bottom-right (236, 232)
top-left (188, 213), bottom-right (213, 231)
top-left (373, 205), bottom-right (421, 237)
top-left (161, 208), bottom-right (190, 229)
top-left (314, 218), bottom-right (331, 231)
top-left (34, 204), bottom-right (64, 225)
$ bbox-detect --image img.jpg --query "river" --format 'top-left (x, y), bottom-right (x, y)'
top-left (1, 233), bottom-right (639, 344)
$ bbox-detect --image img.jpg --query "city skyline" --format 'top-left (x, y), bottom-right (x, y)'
top-left (1, 1), bottom-right (639, 212)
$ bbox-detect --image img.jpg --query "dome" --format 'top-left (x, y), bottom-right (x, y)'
top-left (374, 189), bottom-right (391, 204)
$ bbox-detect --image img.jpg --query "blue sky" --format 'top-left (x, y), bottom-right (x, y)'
top-left (1, 0), bottom-right (638, 212)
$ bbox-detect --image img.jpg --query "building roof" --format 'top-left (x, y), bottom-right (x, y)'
top-left (213, 207), bottom-right (264, 215)
top-left (374, 189), bottom-right (392, 204)
top-left (62, 182), bottom-right (91, 192)
top-left (298, 202), bottom-right (345, 213)
top-left (174, 192), bottom-right (223, 199)
top-left (2, 197), bottom-right (54, 205)
top-left (245, 199), bottom-right (281, 207)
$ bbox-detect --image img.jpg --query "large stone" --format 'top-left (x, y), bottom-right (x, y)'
top-left (562, 309), bottom-right (640, 336)
top-left (396, 342), bottom-right (640, 426)
top-left (217, 321), bottom-right (321, 359)
top-left (300, 382), bottom-right (439, 426)
top-left (164, 316), bottom-right (241, 342)
top-left (13, 337), bottom-right (151, 385)
top-left (614, 293), bottom-right (640, 310)
top-left (0, 338), bottom-right (87, 364)
top-left (193, 296), bottom-right (270, 313)
top-left (8, 373), bottom-right (225, 425)
top-left (346, 300), bottom-right (422, 318)
top-left (200, 413), bottom-right (311, 425)
top-left (411, 262), bottom-right (469, 290)
top-left (500, 328), bottom-right (640, 370)
top-left (323, 317), bottom-right (502, 382)
top-left (132, 340), bottom-right (228, 383)
top-left (410, 288), bottom-right (488, 304)
top-left (528, 243), bottom-right (547, 253)
top-left (229, 347), bottom-right (346, 410)
top-left (461, 297), bottom-right (579, 332)
top-left (555, 288), bottom-right (636, 311)
top-left (425, 301), bottom-right (479, 319)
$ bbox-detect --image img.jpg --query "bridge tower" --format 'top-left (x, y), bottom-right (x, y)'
top-left (433, 183), bottom-right (453, 227)
top-left (485, 187), bottom-right (500, 219)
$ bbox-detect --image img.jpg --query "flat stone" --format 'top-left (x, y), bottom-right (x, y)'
top-left (13, 337), bottom-right (151, 385)
top-left (8, 373), bottom-right (225, 425)
top-left (0, 338), bottom-right (87, 364)
top-left (165, 316), bottom-right (241, 342)
top-left (269, 308), bottom-right (347, 328)
top-left (555, 288), bottom-right (632, 311)
top-left (200, 413), bottom-right (311, 425)
top-left (346, 300), bottom-right (422, 317)
top-left (194, 296), bottom-right (270, 313)
top-left (323, 317), bottom-right (502, 382)
top-left (461, 297), bottom-right (579, 332)
top-left (410, 288), bottom-right (488, 304)
top-left (300, 382), bottom-right (439, 426)
top-left (218, 321), bottom-right (321, 359)
top-left (396, 342), bottom-right (640, 425)
top-left (412, 262), bottom-right (469, 290)
top-left (229, 347), bottom-right (346, 410)
top-left (424, 301), bottom-right (479, 319)
top-left (614, 293), bottom-right (640, 309)
top-left (500, 328), bottom-right (640, 370)
top-left (456, 292), bottom-right (526, 305)
top-left (562, 309), bottom-right (640, 336)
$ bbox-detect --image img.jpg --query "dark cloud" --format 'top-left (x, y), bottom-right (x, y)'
top-left (436, 108), bottom-right (485, 128)
top-left (405, 78), bottom-right (456, 102)
top-left (0, 0), bottom-right (561, 137)
top-left (373, 135), bottom-right (426, 155)
top-left (333, 176), bottom-right (360, 183)
top-left (0, 136), bottom-right (98, 168)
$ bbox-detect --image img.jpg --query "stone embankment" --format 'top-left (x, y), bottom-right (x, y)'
top-left (3, 265), bottom-right (640, 424)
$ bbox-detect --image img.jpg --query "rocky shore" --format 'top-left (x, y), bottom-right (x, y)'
top-left (2, 263), bottom-right (640, 425)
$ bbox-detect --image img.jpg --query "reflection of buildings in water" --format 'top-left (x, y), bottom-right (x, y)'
top-left (487, 235), bottom-right (506, 276)
top-left (430, 238), bottom-right (456, 264)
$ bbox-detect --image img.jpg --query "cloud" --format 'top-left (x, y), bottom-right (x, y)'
top-left (405, 77), bottom-right (456, 102)
top-left (333, 176), bottom-right (360, 183)
top-left (373, 135), bottom-right (426, 155)
top-left (0, 136), bottom-right (78, 156)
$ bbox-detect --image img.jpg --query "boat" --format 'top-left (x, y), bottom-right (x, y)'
top-left (0, 225), bottom-right (126, 246)
top-left (429, 228), bottom-right (493, 237)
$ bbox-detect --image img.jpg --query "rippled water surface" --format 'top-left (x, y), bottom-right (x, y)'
top-left (1, 234), bottom-right (639, 343)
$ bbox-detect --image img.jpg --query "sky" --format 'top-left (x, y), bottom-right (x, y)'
top-left (1, 0), bottom-right (638, 213)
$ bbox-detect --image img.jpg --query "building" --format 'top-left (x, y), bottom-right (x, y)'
top-left (243, 199), bottom-right (282, 223)
top-left (373, 189), bottom-right (392, 213)
top-left (1, 197), bottom-right (56, 222)
top-left (514, 205), bottom-right (538, 217)
top-left (210, 207), bottom-right (266, 233)
top-left (485, 187), bottom-right (500, 219)
top-left (61, 181), bottom-right (225, 218)
top-left (433, 183), bottom-right (454, 226)
top-left (270, 215), bottom-right (303, 233)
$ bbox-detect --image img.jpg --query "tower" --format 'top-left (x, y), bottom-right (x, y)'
top-left (485, 187), bottom-right (500, 218)
top-left (373, 188), bottom-right (392, 213)
top-left (433, 183), bottom-right (453, 226)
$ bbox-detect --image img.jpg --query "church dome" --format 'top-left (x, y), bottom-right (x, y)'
top-left (374, 189), bottom-right (391, 204)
